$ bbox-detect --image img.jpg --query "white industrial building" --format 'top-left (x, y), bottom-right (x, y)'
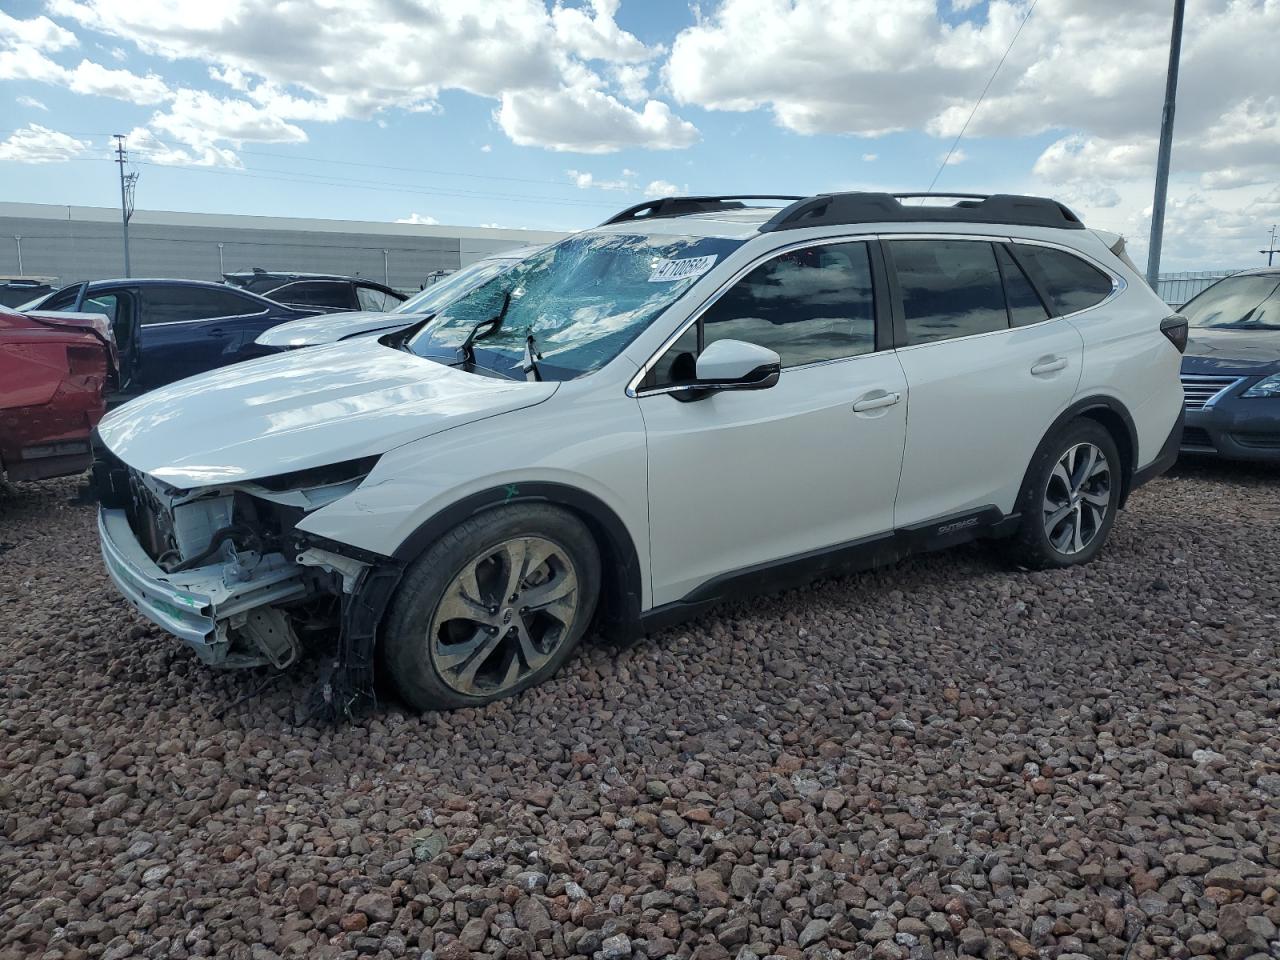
top-left (0, 202), bottom-right (568, 293)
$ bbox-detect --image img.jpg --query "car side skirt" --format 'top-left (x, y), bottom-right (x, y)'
top-left (636, 504), bottom-right (1015, 636)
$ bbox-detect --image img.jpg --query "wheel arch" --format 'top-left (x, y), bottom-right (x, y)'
top-left (1024, 396), bottom-right (1139, 508)
top-left (390, 481), bottom-right (645, 637)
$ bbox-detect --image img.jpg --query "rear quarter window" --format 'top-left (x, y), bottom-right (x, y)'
top-left (1010, 244), bottom-right (1114, 316)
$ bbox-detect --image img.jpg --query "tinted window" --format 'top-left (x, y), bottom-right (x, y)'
top-left (1010, 244), bottom-right (1113, 315)
top-left (1181, 275), bottom-right (1280, 330)
top-left (703, 241), bottom-right (876, 368)
top-left (273, 281), bottom-right (355, 309)
top-left (890, 240), bottom-right (1007, 345)
top-left (996, 245), bottom-right (1050, 327)
top-left (140, 286), bottom-right (259, 325)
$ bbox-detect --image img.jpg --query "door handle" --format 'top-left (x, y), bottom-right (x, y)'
top-left (1031, 356), bottom-right (1068, 375)
top-left (206, 327), bottom-right (224, 337)
top-left (852, 391), bottom-right (902, 413)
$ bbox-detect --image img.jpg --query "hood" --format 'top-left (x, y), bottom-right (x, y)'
top-left (1182, 327), bottom-right (1280, 375)
top-left (255, 310), bottom-right (422, 348)
top-left (98, 339), bottom-right (556, 487)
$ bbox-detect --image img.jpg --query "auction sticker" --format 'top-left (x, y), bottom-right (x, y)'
top-left (648, 254), bottom-right (718, 282)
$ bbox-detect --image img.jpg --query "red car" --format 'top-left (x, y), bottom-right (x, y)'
top-left (0, 305), bottom-right (116, 482)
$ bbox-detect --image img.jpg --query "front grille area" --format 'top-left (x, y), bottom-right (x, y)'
top-left (1180, 426), bottom-right (1215, 450)
top-left (1180, 374), bottom-right (1243, 409)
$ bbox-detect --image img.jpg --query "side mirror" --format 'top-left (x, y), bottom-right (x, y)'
top-left (672, 338), bottom-right (781, 400)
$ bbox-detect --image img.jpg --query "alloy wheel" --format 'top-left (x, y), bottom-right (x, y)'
top-left (428, 536), bottom-right (580, 696)
top-left (1042, 442), bottom-right (1112, 555)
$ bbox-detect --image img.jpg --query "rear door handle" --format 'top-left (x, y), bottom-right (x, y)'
top-left (1031, 356), bottom-right (1068, 376)
top-left (852, 391), bottom-right (902, 413)
top-left (206, 327), bottom-right (224, 337)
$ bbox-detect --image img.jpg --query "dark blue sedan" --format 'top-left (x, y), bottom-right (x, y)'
top-left (1179, 268), bottom-right (1280, 462)
top-left (20, 278), bottom-right (318, 392)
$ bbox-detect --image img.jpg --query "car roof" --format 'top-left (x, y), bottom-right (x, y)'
top-left (87, 278), bottom-right (257, 290)
top-left (593, 206), bottom-right (787, 241)
top-left (225, 270), bottom-right (382, 283)
top-left (1222, 267), bottom-right (1280, 279)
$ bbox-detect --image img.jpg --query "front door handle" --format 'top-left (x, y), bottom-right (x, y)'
top-left (853, 391), bottom-right (902, 413)
top-left (206, 327), bottom-right (224, 337)
top-left (1031, 356), bottom-right (1068, 376)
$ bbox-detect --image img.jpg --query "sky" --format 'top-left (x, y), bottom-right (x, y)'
top-left (1, 0), bottom-right (1278, 271)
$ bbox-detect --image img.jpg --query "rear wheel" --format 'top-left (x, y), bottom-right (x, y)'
top-left (1004, 419), bottom-right (1122, 569)
top-left (381, 504), bottom-right (600, 711)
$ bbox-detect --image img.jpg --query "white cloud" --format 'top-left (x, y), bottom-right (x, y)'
top-left (123, 126), bottom-right (240, 167)
top-left (48, 0), bottom-right (698, 154)
top-left (66, 58), bottom-right (170, 102)
top-left (567, 168), bottom-right (632, 191)
top-left (17, 95), bottom-right (47, 110)
top-left (149, 89), bottom-right (308, 152)
top-left (499, 85), bottom-right (698, 153)
top-left (480, 144), bottom-right (492, 153)
top-left (396, 213), bottom-right (440, 225)
top-left (862, 152), bottom-right (878, 162)
top-left (0, 123), bottom-right (90, 163)
top-left (646, 179), bottom-right (681, 197)
top-left (0, 11), bottom-right (77, 52)
top-left (940, 148), bottom-right (967, 166)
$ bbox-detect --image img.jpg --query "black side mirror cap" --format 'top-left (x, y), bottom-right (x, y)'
top-left (1160, 314), bottom-right (1189, 353)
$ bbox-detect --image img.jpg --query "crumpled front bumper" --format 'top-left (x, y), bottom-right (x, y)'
top-left (98, 507), bottom-right (310, 666)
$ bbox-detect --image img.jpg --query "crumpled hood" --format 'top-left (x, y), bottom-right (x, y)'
top-left (1183, 328), bottom-right (1280, 375)
top-left (256, 309), bottom-right (425, 348)
top-left (98, 339), bottom-right (556, 487)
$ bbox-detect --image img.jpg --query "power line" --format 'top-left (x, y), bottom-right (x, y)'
top-left (128, 158), bottom-right (623, 209)
top-left (924, 0), bottom-right (1039, 195)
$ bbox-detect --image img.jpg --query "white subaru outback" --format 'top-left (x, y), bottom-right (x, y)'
top-left (92, 193), bottom-right (1186, 713)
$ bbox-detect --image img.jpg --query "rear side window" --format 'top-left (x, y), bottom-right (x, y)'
top-left (273, 281), bottom-right (356, 310)
top-left (357, 285), bottom-right (395, 311)
top-left (889, 239), bottom-right (1008, 345)
top-left (1010, 244), bottom-right (1113, 316)
top-left (995, 245), bottom-right (1049, 327)
top-left (140, 286), bottom-right (260, 325)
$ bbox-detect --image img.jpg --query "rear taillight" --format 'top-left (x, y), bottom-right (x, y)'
top-left (67, 344), bottom-right (106, 376)
top-left (1160, 314), bottom-right (1188, 353)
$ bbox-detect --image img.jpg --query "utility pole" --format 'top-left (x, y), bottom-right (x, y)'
top-left (13, 235), bottom-right (22, 275)
top-left (113, 134), bottom-right (138, 277)
top-left (1261, 225), bottom-right (1279, 267)
top-left (1145, 0), bottom-right (1185, 288)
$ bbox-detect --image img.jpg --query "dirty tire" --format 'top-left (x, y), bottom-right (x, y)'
top-left (381, 503), bottom-right (600, 711)
top-left (1003, 418), bottom-right (1122, 570)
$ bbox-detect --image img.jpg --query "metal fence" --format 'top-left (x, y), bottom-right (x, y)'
top-left (1155, 270), bottom-right (1244, 308)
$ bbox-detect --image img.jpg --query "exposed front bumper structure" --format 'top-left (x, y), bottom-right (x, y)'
top-left (98, 506), bottom-right (311, 666)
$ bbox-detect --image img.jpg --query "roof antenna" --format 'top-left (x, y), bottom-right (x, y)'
top-left (923, 0), bottom-right (1039, 200)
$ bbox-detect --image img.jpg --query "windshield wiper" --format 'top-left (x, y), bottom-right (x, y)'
top-left (521, 328), bottom-right (543, 382)
top-left (456, 291), bottom-right (512, 366)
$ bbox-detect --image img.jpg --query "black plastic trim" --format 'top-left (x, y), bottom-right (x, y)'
top-left (601, 195), bottom-right (804, 226)
top-left (760, 193), bottom-right (1085, 233)
top-left (1025, 396), bottom-right (1140, 506)
top-left (638, 504), bottom-right (1009, 635)
top-left (867, 239), bottom-right (895, 353)
top-left (1130, 405), bottom-right (1184, 496)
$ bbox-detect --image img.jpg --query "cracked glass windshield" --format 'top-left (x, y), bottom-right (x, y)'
top-left (406, 232), bottom-right (745, 380)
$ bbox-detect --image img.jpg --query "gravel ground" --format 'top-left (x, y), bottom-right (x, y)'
top-left (1, 461), bottom-right (1278, 960)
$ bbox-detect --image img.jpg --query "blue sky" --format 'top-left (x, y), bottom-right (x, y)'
top-left (2, 1), bottom-right (1278, 268)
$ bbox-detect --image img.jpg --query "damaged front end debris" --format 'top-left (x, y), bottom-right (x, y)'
top-left (92, 445), bottom-right (398, 712)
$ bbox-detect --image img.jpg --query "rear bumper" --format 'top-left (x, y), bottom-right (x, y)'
top-left (97, 506), bottom-right (311, 666)
top-left (1182, 402), bottom-right (1280, 463)
top-left (1128, 405), bottom-right (1184, 499)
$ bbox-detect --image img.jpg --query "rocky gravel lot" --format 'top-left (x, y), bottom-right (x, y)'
top-left (1, 461), bottom-right (1278, 960)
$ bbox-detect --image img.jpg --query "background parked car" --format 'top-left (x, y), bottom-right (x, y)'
top-left (0, 276), bottom-right (57, 308)
top-left (20, 279), bottom-right (318, 392)
top-left (255, 245), bottom-right (544, 350)
top-left (1178, 267), bottom-right (1280, 462)
top-left (224, 269), bottom-right (406, 313)
top-left (1, 305), bottom-right (114, 481)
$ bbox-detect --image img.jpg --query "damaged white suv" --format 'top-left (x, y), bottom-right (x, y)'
top-left (93, 193), bottom-right (1185, 712)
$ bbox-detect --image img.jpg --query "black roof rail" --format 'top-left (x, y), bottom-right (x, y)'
top-left (601, 195), bottom-right (805, 226)
top-left (759, 192), bottom-right (1085, 232)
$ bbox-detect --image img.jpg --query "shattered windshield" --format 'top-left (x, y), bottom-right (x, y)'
top-left (406, 232), bottom-right (745, 380)
top-left (394, 257), bottom-right (517, 315)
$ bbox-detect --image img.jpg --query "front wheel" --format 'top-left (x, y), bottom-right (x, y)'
top-left (1003, 419), bottom-right (1122, 569)
top-left (381, 504), bottom-right (601, 711)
